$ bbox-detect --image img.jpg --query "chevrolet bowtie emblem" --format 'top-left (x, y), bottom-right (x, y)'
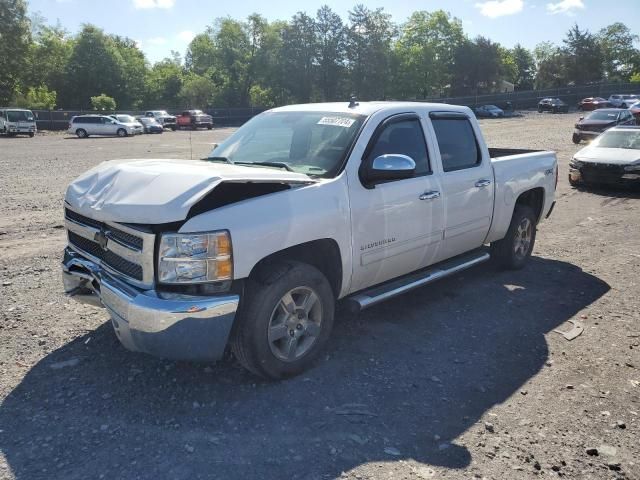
top-left (94, 230), bottom-right (109, 251)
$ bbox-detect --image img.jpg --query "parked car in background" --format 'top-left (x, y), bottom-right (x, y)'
top-left (176, 110), bottom-right (214, 130)
top-left (474, 105), bottom-right (505, 118)
top-left (137, 117), bottom-right (164, 134)
top-left (628, 101), bottom-right (640, 124)
top-left (144, 110), bottom-right (177, 130)
top-left (569, 126), bottom-right (640, 186)
top-left (0, 108), bottom-right (37, 137)
top-left (108, 114), bottom-right (143, 135)
top-left (68, 115), bottom-right (138, 138)
top-left (608, 94), bottom-right (640, 108)
top-left (572, 109), bottom-right (636, 144)
top-left (61, 101), bottom-right (557, 379)
top-left (538, 98), bottom-right (569, 113)
top-left (577, 97), bottom-right (610, 111)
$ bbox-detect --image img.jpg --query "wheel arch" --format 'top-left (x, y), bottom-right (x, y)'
top-left (247, 239), bottom-right (343, 298)
top-left (515, 187), bottom-right (545, 223)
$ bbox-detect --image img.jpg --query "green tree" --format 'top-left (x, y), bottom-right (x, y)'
top-left (281, 12), bottom-right (317, 102)
top-left (394, 10), bottom-right (464, 99)
top-left (346, 5), bottom-right (395, 100)
top-left (510, 44), bottom-right (535, 90)
top-left (24, 23), bottom-right (73, 98)
top-left (315, 5), bottom-right (345, 101)
top-left (179, 74), bottom-right (214, 107)
top-left (25, 85), bottom-right (57, 108)
top-left (61, 25), bottom-right (123, 108)
top-left (631, 72), bottom-right (640, 83)
top-left (110, 36), bottom-right (148, 109)
top-left (90, 93), bottom-right (116, 111)
top-left (145, 57), bottom-right (184, 107)
top-left (562, 24), bottom-right (602, 84)
top-left (0, 0), bottom-right (31, 105)
top-left (597, 23), bottom-right (640, 81)
top-left (185, 33), bottom-right (216, 76)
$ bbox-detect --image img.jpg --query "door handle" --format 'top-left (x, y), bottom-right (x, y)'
top-left (475, 179), bottom-right (491, 188)
top-left (419, 191), bottom-right (441, 201)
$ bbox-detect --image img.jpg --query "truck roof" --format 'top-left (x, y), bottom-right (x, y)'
top-left (270, 101), bottom-right (471, 116)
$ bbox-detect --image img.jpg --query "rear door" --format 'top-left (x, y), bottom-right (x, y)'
top-left (348, 112), bottom-right (445, 292)
top-left (428, 112), bottom-right (494, 261)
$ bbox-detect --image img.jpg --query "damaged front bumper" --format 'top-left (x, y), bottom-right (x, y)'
top-left (62, 248), bottom-right (239, 361)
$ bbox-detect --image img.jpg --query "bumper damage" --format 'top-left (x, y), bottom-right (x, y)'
top-left (62, 248), bottom-right (239, 361)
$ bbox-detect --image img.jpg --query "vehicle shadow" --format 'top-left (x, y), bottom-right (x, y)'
top-left (0, 257), bottom-right (609, 479)
top-left (571, 183), bottom-right (640, 199)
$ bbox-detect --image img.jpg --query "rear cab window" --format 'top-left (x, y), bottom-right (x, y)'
top-left (430, 113), bottom-right (482, 172)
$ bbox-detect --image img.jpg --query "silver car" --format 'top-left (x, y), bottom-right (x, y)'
top-left (68, 115), bottom-right (138, 138)
top-left (608, 94), bottom-right (640, 108)
top-left (109, 114), bottom-right (144, 135)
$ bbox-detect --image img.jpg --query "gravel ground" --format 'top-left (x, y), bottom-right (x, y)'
top-left (0, 114), bottom-right (639, 480)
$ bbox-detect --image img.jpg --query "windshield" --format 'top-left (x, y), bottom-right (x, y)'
top-left (116, 115), bottom-right (136, 123)
top-left (7, 110), bottom-right (34, 122)
top-left (207, 111), bottom-right (366, 177)
top-left (593, 130), bottom-right (640, 149)
top-left (485, 105), bottom-right (499, 110)
top-left (586, 111), bottom-right (618, 121)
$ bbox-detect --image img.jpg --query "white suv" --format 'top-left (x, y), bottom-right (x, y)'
top-left (68, 115), bottom-right (137, 138)
top-left (608, 94), bottom-right (640, 108)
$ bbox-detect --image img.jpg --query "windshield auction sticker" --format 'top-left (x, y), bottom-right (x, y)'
top-left (317, 117), bottom-right (356, 128)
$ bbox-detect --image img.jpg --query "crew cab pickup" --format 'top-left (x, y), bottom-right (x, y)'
top-left (176, 109), bottom-right (213, 130)
top-left (144, 110), bottom-right (177, 130)
top-left (62, 102), bottom-right (557, 379)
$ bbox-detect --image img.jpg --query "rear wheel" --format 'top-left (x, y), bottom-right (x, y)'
top-left (117, 128), bottom-right (127, 137)
top-left (76, 129), bottom-right (87, 139)
top-left (231, 261), bottom-right (335, 379)
top-left (491, 205), bottom-right (537, 270)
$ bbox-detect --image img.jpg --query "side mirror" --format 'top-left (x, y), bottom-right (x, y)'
top-left (362, 154), bottom-right (416, 186)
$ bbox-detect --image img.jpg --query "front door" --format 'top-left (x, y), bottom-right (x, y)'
top-left (429, 113), bottom-right (494, 261)
top-left (348, 113), bottom-right (445, 292)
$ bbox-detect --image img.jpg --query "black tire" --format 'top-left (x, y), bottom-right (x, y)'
top-left (231, 261), bottom-right (335, 379)
top-left (117, 128), bottom-right (128, 137)
top-left (76, 129), bottom-right (87, 139)
top-left (572, 133), bottom-right (581, 144)
top-left (29, 132), bottom-right (35, 138)
top-left (171, 126), bottom-right (177, 131)
top-left (538, 107), bottom-right (543, 113)
top-left (491, 205), bottom-right (537, 270)
top-left (206, 124), bottom-right (213, 130)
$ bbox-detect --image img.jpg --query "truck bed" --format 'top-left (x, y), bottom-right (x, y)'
top-left (489, 147), bottom-right (543, 159)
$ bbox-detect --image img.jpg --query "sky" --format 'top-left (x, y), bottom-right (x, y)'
top-left (28, 0), bottom-right (640, 64)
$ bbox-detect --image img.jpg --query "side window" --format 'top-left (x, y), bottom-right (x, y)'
top-left (367, 118), bottom-right (430, 176)
top-left (431, 118), bottom-right (481, 172)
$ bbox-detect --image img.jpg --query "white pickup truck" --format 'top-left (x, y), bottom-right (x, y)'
top-left (62, 101), bottom-right (557, 379)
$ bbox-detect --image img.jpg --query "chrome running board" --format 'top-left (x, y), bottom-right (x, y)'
top-left (346, 249), bottom-right (490, 312)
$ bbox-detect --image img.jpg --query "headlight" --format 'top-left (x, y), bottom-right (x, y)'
top-left (158, 231), bottom-right (232, 284)
top-left (569, 158), bottom-right (583, 169)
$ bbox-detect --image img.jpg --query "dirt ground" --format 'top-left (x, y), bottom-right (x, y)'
top-left (0, 113), bottom-right (638, 480)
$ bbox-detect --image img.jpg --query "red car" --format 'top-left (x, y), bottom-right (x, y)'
top-left (577, 97), bottom-right (610, 111)
top-left (176, 110), bottom-right (213, 130)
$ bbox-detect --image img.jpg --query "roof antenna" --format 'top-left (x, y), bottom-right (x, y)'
top-left (348, 95), bottom-right (359, 108)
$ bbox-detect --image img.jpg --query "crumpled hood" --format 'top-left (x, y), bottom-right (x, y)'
top-left (65, 159), bottom-right (313, 224)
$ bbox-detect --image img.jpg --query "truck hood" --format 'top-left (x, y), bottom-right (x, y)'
top-left (65, 159), bottom-right (314, 224)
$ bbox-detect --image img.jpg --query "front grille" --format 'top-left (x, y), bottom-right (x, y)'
top-left (66, 208), bottom-right (143, 250)
top-left (580, 163), bottom-right (625, 183)
top-left (68, 231), bottom-right (143, 280)
top-left (64, 207), bottom-right (153, 286)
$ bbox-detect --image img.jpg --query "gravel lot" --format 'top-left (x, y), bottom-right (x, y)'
top-left (0, 114), bottom-right (639, 480)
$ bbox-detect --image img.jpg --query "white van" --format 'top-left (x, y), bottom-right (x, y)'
top-left (0, 108), bottom-right (37, 137)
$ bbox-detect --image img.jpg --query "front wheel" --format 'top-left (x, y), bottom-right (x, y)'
top-left (231, 261), bottom-right (335, 379)
top-left (117, 128), bottom-right (128, 137)
top-left (171, 126), bottom-right (177, 131)
top-left (29, 132), bottom-right (35, 138)
top-left (491, 205), bottom-right (537, 270)
top-left (206, 124), bottom-right (213, 130)
top-left (572, 133), bottom-right (581, 144)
